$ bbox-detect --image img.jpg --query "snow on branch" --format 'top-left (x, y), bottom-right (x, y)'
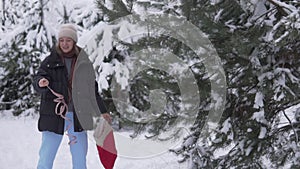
top-left (266, 0), bottom-right (297, 15)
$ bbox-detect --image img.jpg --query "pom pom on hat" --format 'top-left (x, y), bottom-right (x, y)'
top-left (58, 24), bottom-right (78, 42)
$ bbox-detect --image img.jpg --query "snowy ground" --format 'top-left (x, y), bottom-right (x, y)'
top-left (2, 105), bottom-right (297, 169)
top-left (0, 115), bottom-right (188, 169)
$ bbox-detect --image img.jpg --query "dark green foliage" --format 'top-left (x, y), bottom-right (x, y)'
top-left (95, 0), bottom-right (300, 168)
top-left (0, 41), bottom-right (40, 115)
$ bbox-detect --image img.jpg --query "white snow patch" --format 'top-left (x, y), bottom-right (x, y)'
top-left (0, 116), bottom-right (188, 169)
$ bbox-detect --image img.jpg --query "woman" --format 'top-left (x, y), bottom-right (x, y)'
top-left (33, 23), bottom-right (111, 169)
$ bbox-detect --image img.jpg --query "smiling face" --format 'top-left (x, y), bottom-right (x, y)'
top-left (59, 37), bottom-right (75, 54)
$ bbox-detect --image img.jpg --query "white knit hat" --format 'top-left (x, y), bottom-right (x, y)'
top-left (58, 24), bottom-right (78, 42)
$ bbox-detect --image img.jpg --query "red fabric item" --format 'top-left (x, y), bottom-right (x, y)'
top-left (96, 131), bottom-right (117, 169)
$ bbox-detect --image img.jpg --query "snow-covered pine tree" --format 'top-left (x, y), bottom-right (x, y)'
top-left (171, 0), bottom-right (300, 168)
top-left (93, 0), bottom-right (202, 138)
top-left (94, 0), bottom-right (300, 168)
top-left (0, 0), bottom-right (101, 116)
top-left (0, 0), bottom-right (50, 116)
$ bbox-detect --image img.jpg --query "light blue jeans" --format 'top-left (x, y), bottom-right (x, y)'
top-left (37, 112), bottom-right (88, 169)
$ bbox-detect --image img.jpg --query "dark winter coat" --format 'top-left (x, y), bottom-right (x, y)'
top-left (33, 46), bottom-right (107, 135)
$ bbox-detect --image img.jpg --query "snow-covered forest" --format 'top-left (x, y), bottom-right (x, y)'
top-left (1, 0), bottom-right (300, 168)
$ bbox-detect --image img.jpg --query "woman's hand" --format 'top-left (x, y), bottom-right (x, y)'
top-left (102, 113), bottom-right (112, 124)
top-left (39, 78), bottom-right (49, 87)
